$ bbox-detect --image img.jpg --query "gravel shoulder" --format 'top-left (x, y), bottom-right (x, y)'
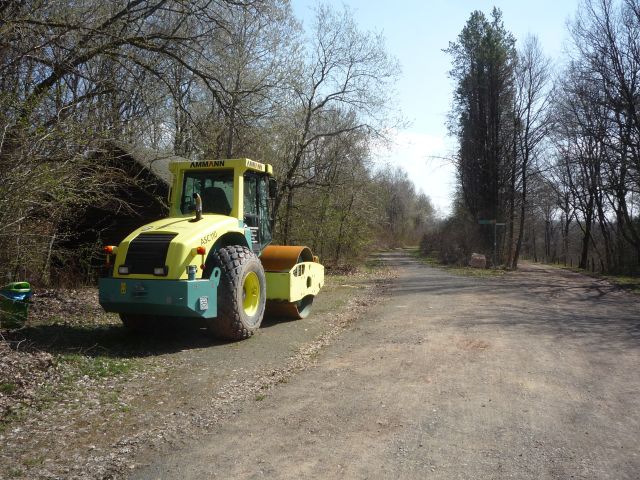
top-left (0, 267), bottom-right (393, 480)
top-left (132, 251), bottom-right (640, 480)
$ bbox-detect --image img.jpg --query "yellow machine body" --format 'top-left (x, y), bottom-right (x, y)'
top-left (99, 158), bottom-right (324, 322)
top-left (264, 263), bottom-right (324, 302)
top-left (109, 215), bottom-right (243, 281)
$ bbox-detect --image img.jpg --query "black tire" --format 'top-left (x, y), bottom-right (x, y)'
top-left (119, 313), bottom-right (152, 332)
top-left (206, 245), bottom-right (266, 340)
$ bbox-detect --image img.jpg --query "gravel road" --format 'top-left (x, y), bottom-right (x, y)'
top-left (132, 251), bottom-right (640, 479)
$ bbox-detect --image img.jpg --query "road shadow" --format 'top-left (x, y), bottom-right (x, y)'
top-left (368, 250), bottom-right (418, 268)
top-left (260, 315), bottom-right (299, 328)
top-left (5, 304), bottom-right (328, 357)
top-left (2, 321), bottom-right (231, 359)
top-left (384, 250), bottom-right (640, 352)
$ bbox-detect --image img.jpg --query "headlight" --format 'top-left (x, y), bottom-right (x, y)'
top-left (153, 266), bottom-right (168, 276)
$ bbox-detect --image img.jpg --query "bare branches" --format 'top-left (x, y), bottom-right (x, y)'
top-left (271, 4), bottom-right (400, 234)
top-left (0, 0), bottom-right (262, 282)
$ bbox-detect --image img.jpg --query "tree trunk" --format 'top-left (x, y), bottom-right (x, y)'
top-left (506, 119), bottom-right (518, 267)
top-left (579, 197), bottom-right (594, 269)
top-left (531, 222), bottom-right (538, 262)
top-left (511, 158), bottom-right (527, 269)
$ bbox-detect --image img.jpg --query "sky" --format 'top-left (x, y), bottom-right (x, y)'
top-left (290, 0), bottom-right (581, 217)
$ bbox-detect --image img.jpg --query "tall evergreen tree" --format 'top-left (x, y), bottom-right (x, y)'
top-left (445, 8), bottom-right (516, 254)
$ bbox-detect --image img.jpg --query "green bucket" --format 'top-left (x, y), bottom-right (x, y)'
top-left (0, 281), bottom-right (33, 329)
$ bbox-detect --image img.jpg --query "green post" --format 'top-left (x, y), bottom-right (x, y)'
top-left (480, 219), bottom-right (505, 268)
top-left (495, 223), bottom-right (506, 268)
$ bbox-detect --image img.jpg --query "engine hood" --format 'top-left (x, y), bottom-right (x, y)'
top-left (112, 214), bottom-right (247, 280)
top-left (123, 215), bottom-right (241, 247)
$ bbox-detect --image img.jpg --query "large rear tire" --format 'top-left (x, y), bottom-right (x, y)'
top-left (206, 245), bottom-right (266, 340)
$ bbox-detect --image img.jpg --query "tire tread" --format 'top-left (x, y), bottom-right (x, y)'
top-left (207, 245), bottom-right (265, 340)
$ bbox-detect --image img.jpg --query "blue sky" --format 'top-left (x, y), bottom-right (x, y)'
top-left (291, 0), bottom-right (580, 216)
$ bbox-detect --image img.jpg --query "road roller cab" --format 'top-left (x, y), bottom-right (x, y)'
top-left (98, 158), bottom-right (324, 340)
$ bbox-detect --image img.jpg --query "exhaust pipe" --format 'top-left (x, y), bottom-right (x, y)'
top-left (194, 193), bottom-right (202, 221)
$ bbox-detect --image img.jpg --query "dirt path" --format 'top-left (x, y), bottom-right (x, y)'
top-left (132, 251), bottom-right (640, 479)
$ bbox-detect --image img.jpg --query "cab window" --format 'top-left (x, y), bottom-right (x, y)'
top-left (244, 173), bottom-right (272, 251)
top-left (181, 170), bottom-right (234, 215)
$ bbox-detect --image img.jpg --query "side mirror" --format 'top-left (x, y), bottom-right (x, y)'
top-left (268, 177), bottom-right (278, 199)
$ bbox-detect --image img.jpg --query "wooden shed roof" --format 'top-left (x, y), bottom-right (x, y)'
top-left (94, 141), bottom-right (186, 186)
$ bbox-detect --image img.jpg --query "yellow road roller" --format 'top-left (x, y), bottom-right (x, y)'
top-left (98, 158), bottom-right (324, 340)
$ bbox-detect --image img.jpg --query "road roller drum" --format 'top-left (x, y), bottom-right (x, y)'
top-left (260, 245), bottom-right (324, 319)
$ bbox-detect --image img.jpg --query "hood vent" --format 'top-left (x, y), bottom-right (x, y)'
top-left (124, 233), bottom-right (177, 275)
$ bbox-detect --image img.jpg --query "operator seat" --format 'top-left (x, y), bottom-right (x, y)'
top-left (202, 186), bottom-right (232, 215)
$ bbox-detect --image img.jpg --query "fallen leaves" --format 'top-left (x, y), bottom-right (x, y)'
top-left (0, 340), bottom-right (58, 422)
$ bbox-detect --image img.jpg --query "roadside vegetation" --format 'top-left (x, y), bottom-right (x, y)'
top-left (521, 258), bottom-right (640, 294)
top-left (0, 263), bottom-right (390, 434)
top-left (600, 275), bottom-right (640, 294)
top-left (0, 292), bottom-right (133, 432)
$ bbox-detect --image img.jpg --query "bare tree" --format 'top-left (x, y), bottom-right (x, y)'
top-left (0, 0), bottom-right (262, 282)
top-left (510, 36), bottom-right (552, 269)
top-left (0, 0), bottom-right (414, 280)
top-left (271, 4), bottom-right (400, 242)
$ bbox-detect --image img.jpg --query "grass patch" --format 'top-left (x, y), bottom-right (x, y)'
top-left (311, 276), bottom-right (362, 315)
top-left (604, 275), bottom-right (640, 293)
top-left (57, 353), bottom-right (136, 381)
top-left (22, 456), bottom-right (45, 467)
top-left (0, 408), bottom-right (26, 434)
top-left (521, 259), bottom-right (640, 294)
top-left (325, 274), bottom-right (349, 285)
top-left (0, 355), bottom-right (138, 431)
top-left (1, 382), bottom-right (18, 395)
top-left (5, 467), bottom-right (24, 478)
top-left (363, 258), bottom-right (384, 272)
top-left (32, 383), bottom-right (60, 412)
top-left (255, 394), bottom-right (266, 401)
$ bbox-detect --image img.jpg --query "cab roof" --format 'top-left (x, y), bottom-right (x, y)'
top-left (169, 158), bottom-right (273, 176)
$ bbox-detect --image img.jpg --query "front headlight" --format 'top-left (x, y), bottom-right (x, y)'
top-left (153, 266), bottom-right (168, 276)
